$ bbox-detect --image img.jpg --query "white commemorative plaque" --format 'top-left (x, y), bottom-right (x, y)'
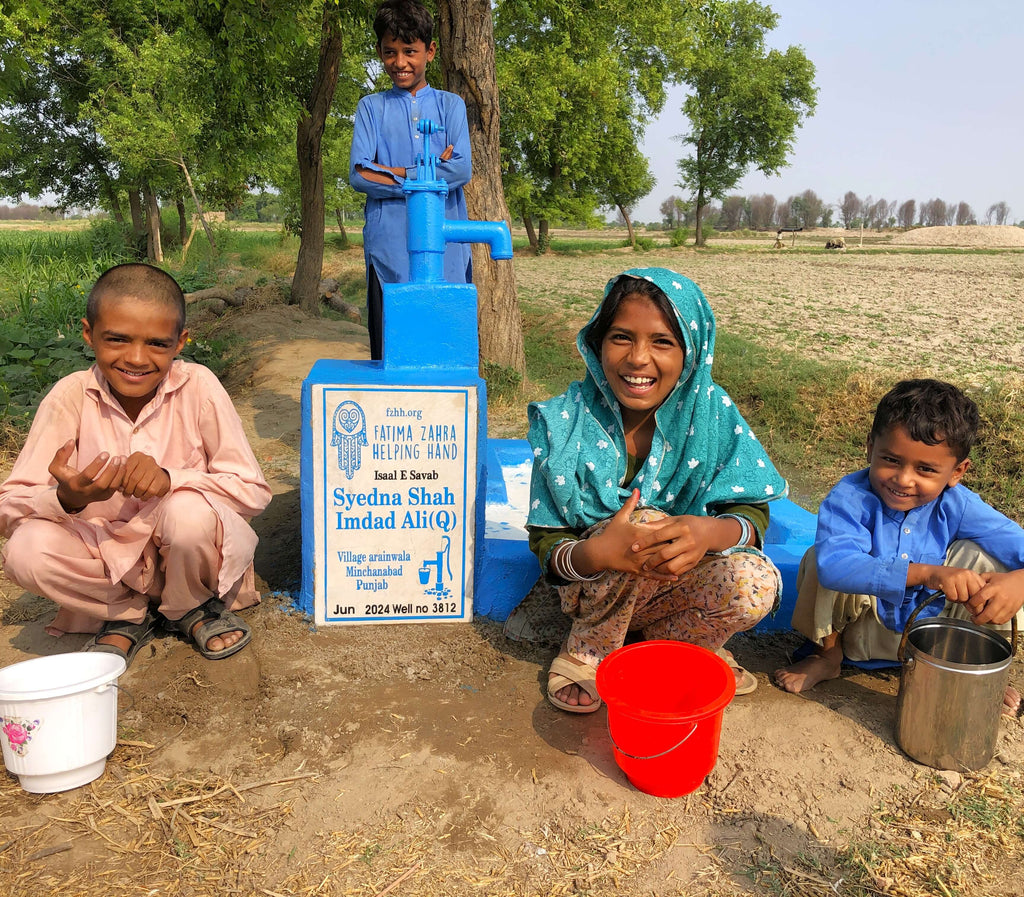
top-left (310, 384), bottom-right (478, 625)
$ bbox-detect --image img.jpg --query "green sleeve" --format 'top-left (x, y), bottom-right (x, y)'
top-left (710, 502), bottom-right (770, 548)
top-left (528, 525), bottom-right (580, 583)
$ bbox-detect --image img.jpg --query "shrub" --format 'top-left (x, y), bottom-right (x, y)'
top-left (669, 227), bottom-right (689, 247)
top-left (482, 361), bottom-right (523, 402)
top-left (0, 320), bottom-right (93, 426)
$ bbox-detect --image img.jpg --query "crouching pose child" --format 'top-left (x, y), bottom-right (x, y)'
top-left (775, 379), bottom-right (1024, 715)
top-left (0, 263), bottom-right (272, 666)
top-left (506, 267), bottom-right (789, 712)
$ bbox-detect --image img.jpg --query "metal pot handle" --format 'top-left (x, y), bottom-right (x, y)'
top-left (896, 590), bottom-right (1019, 662)
top-left (897, 591), bottom-right (946, 663)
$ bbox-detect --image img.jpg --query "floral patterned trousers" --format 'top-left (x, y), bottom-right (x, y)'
top-left (506, 507), bottom-right (781, 670)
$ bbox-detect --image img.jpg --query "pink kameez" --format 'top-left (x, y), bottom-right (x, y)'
top-left (0, 361), bottom-right (272, 635)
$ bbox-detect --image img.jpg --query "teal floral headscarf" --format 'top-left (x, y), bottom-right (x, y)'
top-left (527, 267), bottom-right (788, 531)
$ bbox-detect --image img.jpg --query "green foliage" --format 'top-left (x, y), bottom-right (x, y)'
top-left (482, 361), bottom-right (524, 402)
top-left (173, 258), bottom-right (219, 294)
top-left (669, 227), bottom-right (690, 247)
top-left (2, 0), bottom-right (306, 227)
top-left (88, 218), bottom-right (145, 260)
top-left (0, 319), bottom-right (93, 425)
top-left (495, 0), bottom-right (689, 229)
top-left (0, 229), bottom-right (127, 324)
top-left (179, 333), bottom-right (238, 378)
top-left (0, 226), bottom-right (250, 428)
top-left (631, 236), bottom-right (656, 251)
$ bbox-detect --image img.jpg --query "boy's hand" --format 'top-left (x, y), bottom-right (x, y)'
top-left (967, 570), bottom-right (1024, 625)
top-left (911, 564), bottom-right (985, 604)
top-left (49, 438), bottom-right (125, 512)
top-left (119, 452), bottom-right (172, 501)
top-left (355, 163), bottom-right (405, 184)
top-left (440, 144), bottom-right (454, 161)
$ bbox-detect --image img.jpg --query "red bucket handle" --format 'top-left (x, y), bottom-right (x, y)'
top-left (607, 720), bottom-right (697, 761)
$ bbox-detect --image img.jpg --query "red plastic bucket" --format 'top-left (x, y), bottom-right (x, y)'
top-left (596, 641), bottom-right (736, 797)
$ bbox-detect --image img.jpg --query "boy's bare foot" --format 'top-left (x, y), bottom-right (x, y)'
top-left (774, 645), bottom-right (843, 693)
top-left (1003, 685), bottom-right (1022, 717)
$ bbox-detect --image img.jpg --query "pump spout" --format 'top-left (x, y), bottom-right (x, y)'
top-left (443, 219), bottom-right (513, 260)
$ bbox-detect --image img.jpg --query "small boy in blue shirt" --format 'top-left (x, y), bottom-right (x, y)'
top-left (350, 0), bottom-right (472, 360)
top-left (775, 379), bottom-right (1024, 714)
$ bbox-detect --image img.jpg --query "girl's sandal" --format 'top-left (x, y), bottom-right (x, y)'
top-left (547, 646), bottom-right (602, 713)
top-left (715, 647), bottom-right (758, 695)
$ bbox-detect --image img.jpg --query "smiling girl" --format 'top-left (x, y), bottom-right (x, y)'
top-left (507, 268), bottom-right (789, 712)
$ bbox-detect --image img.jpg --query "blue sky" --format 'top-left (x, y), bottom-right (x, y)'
top-left (635, 0), bottom-right (1024, 225)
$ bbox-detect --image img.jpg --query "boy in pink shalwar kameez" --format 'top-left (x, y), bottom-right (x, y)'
top-left (0, 263), bottom-right (272, 665)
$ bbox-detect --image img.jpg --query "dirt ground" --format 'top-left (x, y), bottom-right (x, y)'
top-left (2, 244), bottom-right (1024, 895)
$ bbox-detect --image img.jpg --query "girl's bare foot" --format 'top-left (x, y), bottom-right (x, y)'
top-left (1003, 685), bottom-right (1021, 717)
top-left (774, 645), bottom-right (843, 693)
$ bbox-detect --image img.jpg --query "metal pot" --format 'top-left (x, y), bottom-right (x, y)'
top-left (895, 591), bottom-right (1017, 771)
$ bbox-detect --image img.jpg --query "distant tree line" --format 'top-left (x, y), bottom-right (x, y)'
top-left (658, 190), bottom-right (1016, 231)
top-left (0, 203), bottom-right (63, 220)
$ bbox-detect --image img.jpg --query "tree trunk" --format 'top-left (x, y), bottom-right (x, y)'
top-left (538, 218), bottom-right (550, 254)
top-left (178, 155), bottom-right (217, 252)
top-left (618, 204), bottom-right (635, 246)
top-left (101, 178), bottom-right (124, 224)
top-left (437, 0), bottom-right (524, 377)
top-left (143, 182), bottom-right (163, 263)
top-left (176, 196), bottom-right (188, 246)
top-left (522, 213), bottom-right (537, 252)
top-left (695, 193), bottom-right (707, 247)
top-left (128, 190), bottom-right (146, 239)
top-left (334, 208), bottom-right (350, 250)
top-left (293, 4), bottom-right (342, 314)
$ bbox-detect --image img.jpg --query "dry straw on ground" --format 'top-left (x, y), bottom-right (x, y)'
top-left (4, 739), bottom-right (1022, 896)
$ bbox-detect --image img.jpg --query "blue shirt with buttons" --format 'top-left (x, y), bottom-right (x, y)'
top-left (349, 85), bottom-right (472, 285)
top-left (815, 468), bottom-right (1024, 630)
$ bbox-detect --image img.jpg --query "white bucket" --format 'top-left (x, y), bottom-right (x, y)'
top-left (0, 652), bottom-right (126, 793)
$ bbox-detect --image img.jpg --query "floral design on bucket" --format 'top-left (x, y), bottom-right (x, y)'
top-left (2, 717), bottom-right (40, 757)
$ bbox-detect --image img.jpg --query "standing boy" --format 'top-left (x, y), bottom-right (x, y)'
top-left (0, 263), bottom-right (272, 665)
top-left (775, 379), bottom-right (1024, 714)
top-left (349, 0), bottom-right (472, 360)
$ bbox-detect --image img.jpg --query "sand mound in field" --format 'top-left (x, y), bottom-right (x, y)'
top-left (891, 224), bottom-right (1024, 247)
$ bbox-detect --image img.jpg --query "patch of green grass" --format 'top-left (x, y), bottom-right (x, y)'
top-left (0, 226), bottom-right (261, 432)
top-left (512, 234), bottom-right (652, 254)
top-left (482, 361), bottom-right (523, 403)
top-left (520, 300), bottom-right (585, 400)
top-left (359, 842), bottom-right (381, 864)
